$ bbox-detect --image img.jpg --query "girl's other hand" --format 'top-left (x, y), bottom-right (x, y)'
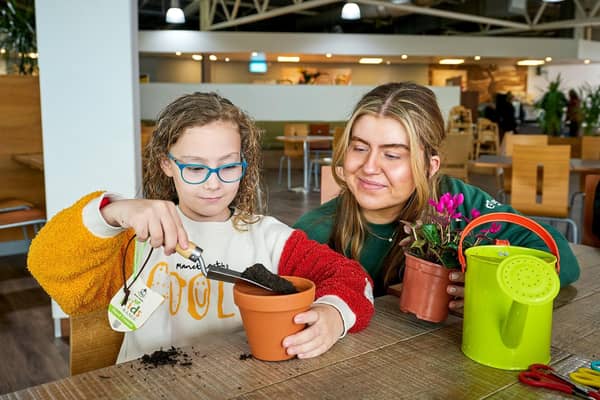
top-left (447, 270), bottom-right (465, 310)
top-left (101, 199), bottom-right (188, 255)
top-left (281, 304), bottom-right (344, 359)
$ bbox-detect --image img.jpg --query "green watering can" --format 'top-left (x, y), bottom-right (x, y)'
top-left (458, 212), bottom-right (561, 371)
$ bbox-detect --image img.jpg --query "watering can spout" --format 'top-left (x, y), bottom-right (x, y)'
top-left (501, 301), bottom-right (528, 349)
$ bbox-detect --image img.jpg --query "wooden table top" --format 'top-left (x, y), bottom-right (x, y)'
top-left (11, 152), bottom-right (44, 172)
top-left (3, 244), bottom-right (599, 400)
top-left (470, 155), bottom-right (600, 173)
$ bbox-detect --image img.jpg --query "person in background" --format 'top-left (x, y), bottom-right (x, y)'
top-left (293, 82), bottom-right (580, 308)
top-left (496, 92), bottom-right (517, 142)
top-left (566, 89), bottom-right (582, 137)
top-left (28, 92), bottom-right (374, 363)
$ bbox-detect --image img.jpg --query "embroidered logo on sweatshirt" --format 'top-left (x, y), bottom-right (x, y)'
top-left (485, 199), bottom-right (502, 209)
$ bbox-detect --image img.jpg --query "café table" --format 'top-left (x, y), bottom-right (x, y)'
top-left (275, 135), bottom-right (333, 193)
top-left (470, 155), bottom-right (600, 173)
top-left (11, 152), bottom-right (44, 172)
top-left (3, 244), bottom-right (598, 400)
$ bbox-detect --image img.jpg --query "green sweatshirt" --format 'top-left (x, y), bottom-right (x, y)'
top-left (293, 175), bottom-right (580, 296)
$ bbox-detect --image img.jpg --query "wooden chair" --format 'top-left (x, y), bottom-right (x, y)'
top-left (308, 123), bottom-right (332, 159)
top-left (496, 133), bottom-right (548, 202)
top-left (474, 118), bottom-right (500, 159)
top-left (582, 174), bottom-right (600, 247)
top-left (70, 308), bottom-right (124, 375)
top-left (581, 136), bottom-right (600, 160)
top-left (439, 133), bottom-right (472, 182)
top-left (447, 106), bottom-right (473, 136)
top-left (278, 123), bottom-right (308, 189)
top-left (309, 126), bottom-right (343, 191)
top-left (0, 200), bottom-right (46, 256)
top-left (510, 144), bottom-right (578, 243)
top-left (320, 165), bottom-right (341, 204)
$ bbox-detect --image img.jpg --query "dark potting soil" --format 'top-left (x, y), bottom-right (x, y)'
top-left (241, 263), bottom-right (298, 294)
top-left (140, 346), bottom-right (192, 368)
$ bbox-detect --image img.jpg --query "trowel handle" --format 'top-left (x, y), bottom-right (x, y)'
top-left (458, 212), bottom-right (560, 274)
top-left (176, 241), bottom-right (201, 260)
top-left (175, 241), bottom-right (207, 276)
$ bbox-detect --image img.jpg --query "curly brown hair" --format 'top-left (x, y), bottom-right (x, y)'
top-left (142, 92), bottom-right (264, 229)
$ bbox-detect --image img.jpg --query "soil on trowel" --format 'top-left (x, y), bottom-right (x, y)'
top-left (241, 263), bottom-right (298, 294)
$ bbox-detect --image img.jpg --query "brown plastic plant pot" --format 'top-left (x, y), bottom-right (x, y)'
top-left (399, 253), bottom-right (453, 323)
top-left (233, 276), bottom-right (315, 361)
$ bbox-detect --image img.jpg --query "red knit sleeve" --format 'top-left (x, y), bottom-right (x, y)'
top-left (277, 229), bottom-right (374, 333)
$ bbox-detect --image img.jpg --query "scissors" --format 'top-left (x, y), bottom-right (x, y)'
top-left (518, 364), bottom-right (600, 399)
top-left (592, 361), bottom-right (600, 372)
top-left (570, 368), bottom-right (600, 389)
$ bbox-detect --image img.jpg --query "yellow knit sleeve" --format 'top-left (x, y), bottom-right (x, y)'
top-left (27, 191), bottom-right (135, 315)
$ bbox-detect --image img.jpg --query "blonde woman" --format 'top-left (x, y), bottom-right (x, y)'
top-left (294, 82), bottom-right (579, 306)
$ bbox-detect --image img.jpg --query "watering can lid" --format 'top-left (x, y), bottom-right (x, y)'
top-left (496, 255), bottom-right (561, 305)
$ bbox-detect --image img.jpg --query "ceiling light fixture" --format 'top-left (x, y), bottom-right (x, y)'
top-left (359, 57), bottom-right (383, 64)
top-left (341, 2), bottom-right (361, 20)
top-left (225, 57), bottom-right (230, 62)
top-left (192, 54), bottom-right (202, 61)
top-left (175, 51), bottom-right (182, 56)
top-left (474, 56), bottom-right (481, 61)
top-left (326, 53), bottom-right (332, 58)
top-left (516, 59), bottom-right (544, 66)
top-left (277, 56), bottom-right (300, 62)
top-left (439, 58), bottom-right (464, 65)
top-left (166, 0), bottom-right (185, 24)
top-left (584, 59), bottom-right (591, 64)
top-left (209, 54), bottom-right (217, 61)
top-left (545, 56), bottom-right (552, 62)
top-left (401, 54), bottom-right (408, 60)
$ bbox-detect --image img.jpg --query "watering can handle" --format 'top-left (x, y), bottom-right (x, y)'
top-left (458, 212), bottom-right (560, 274)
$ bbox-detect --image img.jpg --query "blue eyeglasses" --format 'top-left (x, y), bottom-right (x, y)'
top-left (167, 153), bottom-right (247, 184)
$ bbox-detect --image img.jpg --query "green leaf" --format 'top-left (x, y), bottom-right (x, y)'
top-left (421, 224), bottom-right (441, 245)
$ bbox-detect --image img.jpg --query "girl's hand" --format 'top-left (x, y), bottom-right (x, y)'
top-left (282, 304), bottom-right (344, 359)
top-left (101, 199), bottom-right (188, 255)
top-left (447, 270), bottom-right (465, 310)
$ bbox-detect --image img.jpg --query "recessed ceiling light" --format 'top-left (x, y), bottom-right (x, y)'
top-left (516, 59), bottom-right (544, 66)
top-left (341, 2), bottom-right (361, 20)
top-left (277, 56), bottom-right (300, 62)
top-left (584, 59), bottom-right (591, 64)
top-left (192, 54), bottom-right (202, 61)
top-left (209, 54), bottom-right (217, 61)
top-left (439, 58), bottom-right (464, 65)
top-left (251, 52), bottom-right (258, 57)
top-left (175, 51), bottom-right (182, 56)
top-left (359, 57), bottom-right (383, 64)
top-left (225, 57), bottom-right (230, 62)
top-left (326, 53), bottom-right (332, 58)
top-left (401, 54), bottom-right (408, 60)
top-left (545, 57), bottom-right (552, 62)
top-left (474, 56), bottom-right (481, 61)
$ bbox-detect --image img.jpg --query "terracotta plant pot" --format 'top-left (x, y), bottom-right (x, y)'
top-left (399, 253), bottom-right (453, 323)
top-left (233, 276), bottom-right (315, 361)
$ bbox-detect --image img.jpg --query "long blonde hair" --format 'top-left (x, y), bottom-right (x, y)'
top-left (143, 92), bottom-right (264, 229)
top-left (330, 82), bottom-right (446, 286)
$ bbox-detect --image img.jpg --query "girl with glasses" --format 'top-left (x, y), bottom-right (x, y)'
top-left (28, 92), bottom-right (374, 363)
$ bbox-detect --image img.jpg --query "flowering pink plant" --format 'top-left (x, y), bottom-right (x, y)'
top-left (399, 192), bottom-right (502, 269)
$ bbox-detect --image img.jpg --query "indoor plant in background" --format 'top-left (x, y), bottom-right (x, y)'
top-left (0, 0), bottom-right (37, 75)
top-left (535, 74), bottom-right (567, 137)
top-left (398, 193), bottom-right (500, 323)
top-left (579, 83), bottom-right (600, 135)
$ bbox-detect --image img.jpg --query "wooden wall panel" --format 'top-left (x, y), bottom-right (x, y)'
top-left (0, 76), bottom-right (45, 241)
